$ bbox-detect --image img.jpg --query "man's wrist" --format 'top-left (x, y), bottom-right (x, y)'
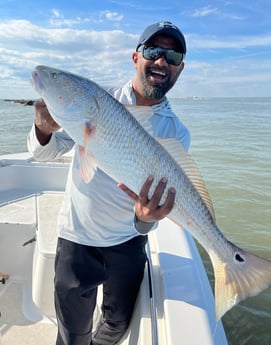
top-left (134, 214), bottom-right (155, 234)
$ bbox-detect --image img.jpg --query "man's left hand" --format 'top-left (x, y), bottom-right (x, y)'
top-left (118, 176), bottom-right (176, 223)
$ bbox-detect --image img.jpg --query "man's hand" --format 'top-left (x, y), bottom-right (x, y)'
top-left (118, 176), bottom-right (176, 223)
top-left (34, 98), bottom-right (60, 145)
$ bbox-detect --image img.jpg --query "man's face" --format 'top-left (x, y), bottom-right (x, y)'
top-left (133, 35), bottom-right (184, 101)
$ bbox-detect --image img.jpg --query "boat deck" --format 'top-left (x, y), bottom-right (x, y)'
top-left (0, 281), bottom-right (57, 345)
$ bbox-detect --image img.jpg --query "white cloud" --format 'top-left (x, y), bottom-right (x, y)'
top-left (101, 10), bottom-right (124, 22)
top-left (49, 9), bottom-right (91, 28)
top-left (0, 18), bottom-right (270, 98)
top-left (52, 8), bottom-right (61, 18)
top-left (192, 6), bottom-right (218, 17)
top-left (47, 8), bottom-right (123, 29)
top-left (187, 33), bottom-right (271, 49)
top-left (0, 19), bottom-right (137, 98)
top-left (0, 19), bottom-right (135, 51)
top-left (173, 57), bottom-right (271, 97)
top-left (190, 5), bottom-right (246, 21)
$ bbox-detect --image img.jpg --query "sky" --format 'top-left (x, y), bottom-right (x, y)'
top-left (0, 0), bottom-right (271, 98)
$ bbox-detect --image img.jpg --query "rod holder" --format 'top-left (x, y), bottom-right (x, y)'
top-left (0, 272), bottom-right (9, 284)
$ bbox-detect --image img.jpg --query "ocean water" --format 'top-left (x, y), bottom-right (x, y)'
top-left (0, 97), bottom-right (271, 344)
top-left (0, 100), bottom-right (34, 154)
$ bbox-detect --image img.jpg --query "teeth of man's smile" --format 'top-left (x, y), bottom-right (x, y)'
top-left (150, 70), bottom-right (167, 80)
top-left (152, 70), bottom-right (166, 77)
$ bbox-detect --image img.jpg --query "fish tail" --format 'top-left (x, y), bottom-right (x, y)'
top-left (211, 243), bottom-right (271, 320)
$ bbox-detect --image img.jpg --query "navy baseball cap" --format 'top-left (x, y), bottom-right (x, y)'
top-left (136, 21), bottom-right (186, 53)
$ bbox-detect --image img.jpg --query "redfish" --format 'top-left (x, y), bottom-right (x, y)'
top-left (32, 65), bottom-right (271, 320)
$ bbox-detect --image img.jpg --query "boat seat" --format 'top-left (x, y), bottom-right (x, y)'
top-left (32, 192), bottom-right (64, 316)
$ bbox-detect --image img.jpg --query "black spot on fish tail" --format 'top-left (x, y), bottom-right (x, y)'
top-left (235, 252), bottom-right (245, 263)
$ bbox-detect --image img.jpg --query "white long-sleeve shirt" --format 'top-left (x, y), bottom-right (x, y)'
top-left (27, 81), bottom-right (190, 247)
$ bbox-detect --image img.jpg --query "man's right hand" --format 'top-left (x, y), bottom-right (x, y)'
top-left (34, 98), bottom-right (60, 145)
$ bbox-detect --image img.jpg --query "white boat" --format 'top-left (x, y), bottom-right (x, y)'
top-left (0, 152), bottom-right (228, 345)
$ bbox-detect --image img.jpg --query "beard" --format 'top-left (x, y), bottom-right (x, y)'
top-left (140, 68), bottom-right (175, 100)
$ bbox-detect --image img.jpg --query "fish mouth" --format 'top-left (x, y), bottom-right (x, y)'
top-left (31, 70), bottom-right (46, 94)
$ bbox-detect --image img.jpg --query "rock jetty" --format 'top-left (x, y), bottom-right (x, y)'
top-left (4, 99), bottom-right (35, 106)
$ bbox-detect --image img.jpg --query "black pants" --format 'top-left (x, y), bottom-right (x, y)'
top-left (54, 235), bottom-right (148, 345)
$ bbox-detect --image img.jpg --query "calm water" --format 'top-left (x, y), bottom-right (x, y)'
top-left (0, 98), bottom-right (271, 344)
top-left (0, 100), bottom-right (34, 154)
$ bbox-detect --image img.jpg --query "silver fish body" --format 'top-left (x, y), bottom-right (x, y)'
top-left (32, 65), bottom-right (271, 320)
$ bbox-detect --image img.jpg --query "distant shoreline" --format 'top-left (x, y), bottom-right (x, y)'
top-left (3, 99), bottom-right (35, 106)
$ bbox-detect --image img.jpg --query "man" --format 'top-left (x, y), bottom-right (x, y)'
top-left (28, 21), bottom-right (190, 345)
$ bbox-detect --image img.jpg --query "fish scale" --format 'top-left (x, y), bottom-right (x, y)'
top-left (32, 65), bottom-right (271, 321)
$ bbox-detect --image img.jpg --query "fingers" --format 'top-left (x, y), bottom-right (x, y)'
top-left (34, 98), bottom-right (60, 131)
top-left (158, 186), bottom-right (176, 216)
top-left (136, 176), bottom-right (176, 223)
top-left (147, 177), bottom-right (168, 210)
top-left (147, 179), bottom-right (175, 220)
top-left (138, 176), bottom-right (155, 205)
top-left (118, 176), bottom-right (176, 222)
top-left (34, 98), bottom-right (60, 145)
top-left (35, 98), bottom-right (46, 109)
top-left (34, 98), bottom-right (49, 121)
top-left (118, 183), bottom-right (139, 202)
top-left (139, 176), bottom-right (175, 209)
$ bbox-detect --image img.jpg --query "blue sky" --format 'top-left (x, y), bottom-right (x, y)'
top-left (0, 0), bottom-right (270, 98)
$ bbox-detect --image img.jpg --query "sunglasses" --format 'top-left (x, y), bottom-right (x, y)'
top-left (138, 45), bottom-right (185, 66)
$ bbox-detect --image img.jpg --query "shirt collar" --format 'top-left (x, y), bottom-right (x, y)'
top-left (124, 81), bottom-right (176, 118)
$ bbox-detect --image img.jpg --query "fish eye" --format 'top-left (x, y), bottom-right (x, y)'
top-left (50, 72), bottom-right (57, 79)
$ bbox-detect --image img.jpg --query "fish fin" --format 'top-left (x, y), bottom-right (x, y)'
top-left (211, 243), bottom-right (271, 320)
top-left (78, 146), bottom-right (97, 183)
top-left (125, 105), bottom-right (155, 137)
top-left (126, 105), bottom-right (216, 221)
top-left (157, 137), bottom-right (216, 222)
top-left (77, 122), bottom-right (97, 183)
